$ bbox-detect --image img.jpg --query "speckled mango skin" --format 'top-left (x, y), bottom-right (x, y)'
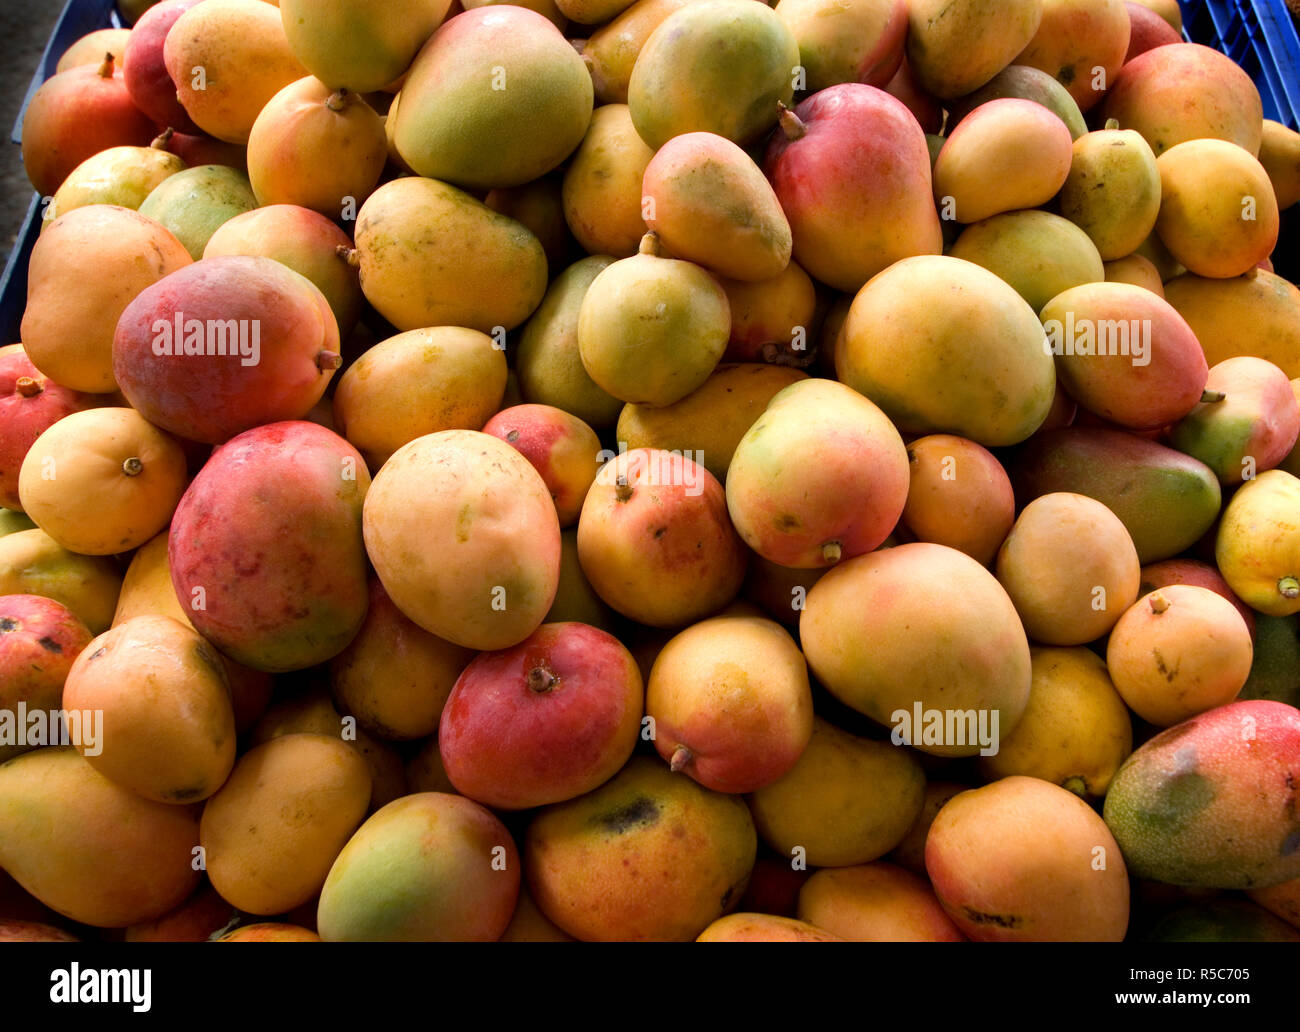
top-left (169, 421), bottom-right (371, 673)
top-left (1102, 700), bottom-right (1300, 889)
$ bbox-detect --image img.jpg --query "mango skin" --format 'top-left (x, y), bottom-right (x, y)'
top-left (945, 64), bottom-right (1087, 141)
top-left (0, 528), bottom-right (123, 635)
top-left (201, 734), bottom-right (372, 915)
top-left (642, 132), bottom-right (792, 282)
top-left (906, 0), bottom-right (1041, 99)
top-left (1145, 900), bottom-right (1300, 942)
top-left (696, 913), bottom-right (843, 942)
top-left (1059, 126), bottom-right (1161, 261)
top-left (1259, 119), bottom-right (1300, 210)
top-left (1102, 700), bottom-right (1300, 889)
top-left (525, 757), bottom-right (757, 942)
top-left (926, 776), bottom-right (1130, 941)
top-left (618, 364), bottom-right (807, 482)
top-left (45, 144), bottom-right (187, 225)
top-left (628, 0), bottom-right (798, 150)
top-left (279, 0), bottom-right (452, 93)
top-left (562, 105), bottom-right (656, 259)
top-left (797, 862), bottom-right (965, 942)
top-left (1240, 615), bottom-right (1300, 708)
top-left (1164, 270), bottom-right (1300, 379)
top-left (839, 255), bottom-right (1055, 447)
top-left (584, 0), bottom-right (693, 104)
top-left (1216, 469), bottom-right (1300, 618)
top-left (394, 7), bottom-right (592, 190)
top-left (1012, 0), bottom-right (1131, 113)
top-left (354, 177), bottom-right (548, 334)
top-left (317, 793), bottom-right (519, 942)
top-left (138, 165), bottom-right (259, 260)
top-left (775, 0), bottom-right (907, 93)
top-left (1009, 427), bottom-right (1222, 563)
top-left (169, 421), bottom-right (372, 673)
top-left (899, 434), bottom-right (1015, 566)
top-left (800, 543), bottom-right (1030, 755)
top-left (0, 747), bottom-right (201, 928)
top-left (363, 430), bottom-right (561, 651)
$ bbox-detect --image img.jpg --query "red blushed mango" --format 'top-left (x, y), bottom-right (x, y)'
top-left (124, 0), bottom-right (206, 134)
top-left (482, 405), bottom-right (601, 528)
top-left (696, 914), bottom-right (843, 941)
top-left (1042, 282), bottom-right (1208, 430)
top-left (646, 615), bottom-right (813, 794)
top-left (1140, 558), bottom-right (1255, 639)
top-left (124, 883), bottom-right (238, 942)
top-left (887, 781), bottom-right (970, 875)
top-left (901, 434), bottom-right (1014, 566)
top-left (439, 622), bottom-right (643, 810)
top-left (114, 255), bottom-right (341, 444)
top-left (926, 777), bottom-right (1130, 941)
top-left (20, 55), bottom-right (155, 197)
top-left (330, 579), bottom-right (474, 742)
top-left (1100, 43), bottom-right (1263, 157)
top-left (578, 448), bottom-right (746, 628)
top-left (1012, 0), bottom-right (1131, 113)
top-left (1124, 1), bottom-right (1180, 62)
top-left (0, 595), bottom-right (93, 764)
top-left (883, 59), bottom-right (942, 134)
top-left (775, 0), bottom-right (907, 93)
top-left (726, 378), bottom-right (909, 568)
top-left (203, 205), bottom-right (363, 336)
top-left (719, 262), bottom-right (817, 365)
top-left (798, 863), bottom-right (965, 942)
top-left (932, 99), bottom-right (1074, 223)
top-left (0, 344), bottom-right (97, 510)
top-left (643, 131), bottom-right (792, 282)
top-left (1171, 357), bottom-right (1300, 485)
top-left (765, 84), bottom-right (942, 292)
top-left (170, 422), bottom-right (371, 673)
top-left (216, 923), bottom-right (321, 941)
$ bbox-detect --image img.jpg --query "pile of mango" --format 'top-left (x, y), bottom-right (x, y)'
top-left (2, 0), bottom-right (1300, 943)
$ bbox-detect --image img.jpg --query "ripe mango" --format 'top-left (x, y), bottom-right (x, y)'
top-left (0, 595), bottom-right (92, 764)
top-left (797, 863), bottom-right (965, 941)
top-left (1164, 270), bottom-right (1300, 379)
top-left (1102, 700), bottom-right (1300, 888)
top-left (45, 142), bottom-right (186, 225)
top-left (775, 0), bottom-right (906, 93)
top-left (1059, 123), bottom-right (1161, 261)
top-left (138, 164), bottom-right (259, 260)
top-left (945, 64), bottom-right (1087, 140)
top-left (905, 0), bottom-right (1042, 99)
top-left (899, 434), bottom-right (1014, 566)
top-left (561, 104), bottom-right (655, 259)
top-left (1216, 469), bottom-right (1300, 617)
top-left (1259, 118), bottom-right (1300, 210)
top-left (582, 0), bottom-right (692, 105)
top-left (696, 914), bottom-right (843, 942)
top-left (1012, 0), bottom-right (1131, 113)
top-left (0, 528), bottom-right (122, 634)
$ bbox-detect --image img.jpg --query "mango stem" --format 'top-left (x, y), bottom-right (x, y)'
top-left (317, 351), bottom-right (342, 371)
top-left (151, 127), bottom-right (174, 151)
top-left (1200, 389), bottom-right (1226, 403)
top-left (1148, 591), bottom-right (1171, 614)
top-left (325, 89), bottom-right (350, 112)
top-left (122, 457), bottom-right (143, 477)
top-left (822, 541), bottom-right (842, 564)
top-left (669, 745), bottom-right (692, 772)
top-left (777, 102), bottom-right (807, 140)
top-left (1280, 576), bottom-right (1300, 600)
top-left (15, 376), bottom-right (42, 398)
top-left (97, 53), bottom-right (114, 78)
top-left (638, 232), bottom-right (661, 258)
top-left (526, 665), bottom-right (557, 694)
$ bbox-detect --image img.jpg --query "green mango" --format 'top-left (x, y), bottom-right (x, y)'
top-left (138, 165), bottom-right (257, 260)
top-left (1145, 900), bottom-right (1300, 942)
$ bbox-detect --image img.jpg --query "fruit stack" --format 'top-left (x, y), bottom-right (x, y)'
top-left (1, 0), bottom-right (1299, 943)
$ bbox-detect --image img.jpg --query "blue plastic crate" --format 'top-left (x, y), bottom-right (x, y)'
top-left (1180, 0), bottom-right (1300, 130)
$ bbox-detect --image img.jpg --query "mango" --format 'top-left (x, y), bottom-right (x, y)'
top-left (1125, 0), bottom-right (1181, 59)
top-left (1249, 876), bottom-right (1300, 931)
top-left (0, 529), bottom-right (122, 634)
top-left (353, 176), bottom-right (548, 334)
top-left (718, 262), bottom-right (817, 365)
top-left (170, 422), bottom-right (371, 671)
top-left (45, 142), bottom-right (187, 225)
top-left (123, 0), bottom-right (205, 134)
top-left (545, 528), bottom-right (618, 629)
top-left (138, 165), bottom-right (259, 260)
top-left (802, 543), bottom-right (1029, 753)
top-left (996, 492), bottom-right (1140, 645)
top-left (218, 923), bottom-right (321, 942)
top-left (1009, 427), bottom-right (1222, 563)
top-left (1107, 585), bottom-right (1253, 726)
top-left (333, 327), bottom-right (507, 470)
top-left (839, 255), bottom-right (1055, 447)
top-left (775, 0), bottom-right (906, 93)
top-left (525, 757), bottom-right (756, 941)
top-left (1099, 43), bottom-right (1263, 156)
top-left (561, 105), bottom-right (655, 260)
top-left (1146, 900), bottom-right (1300, 942)
top-left (979, 646), bottom-right (1132, 797)
top-left (948, 210), bottom-right (1104, 313)
top-left (747, 716), bottom-right (925, 866)
top-left (1240, 615), bottom-right (1300, 707)
top-left (1105, 253), bottom-right (1165, 295)
top-left (1259, 119), bottom-right (1300, 210)
top-left (18, 407), bottom-right (188, 557)
top-left (1042, 281), bottom-right (1208, 430)
top-left (114, 255), bottom-right (341, 444)
top-left (516, 256), bottom-right (623, 430)
top-left (582, 0), bottom-right (692, 104)
top-left (279, 0), bottom-right (451, 92)
top-left (1059, 123), bottom-right (1161, 261)
top-left (617, 364), bottom-right (806, 482)
top-left (899, 434), bottom-right (1015, 566)
top-left (57, 28), bottom-right (131, 73)
top-left (1012, 0), bottom-right (1131, 112)
top-left (557, 0), bottom-right (635, 23)
top-left (485, 176), bottom-right (573, 269)
top-left (203, 204), bottom-right (363, 335)
top-left (926, 776), bottom-right (1129, 940)
top-left (1155, 139), bottom-right (1279, 279)
top-left (1216, 469), bottom-right (1300, 617)
top-left (797, 863), bottom-right (965, 941)
top-left (726, 378), bottom-right (908, 568)
top-left (642, 132), bottom-right (791, 282)
top-left (481, 405), bottom-right (601, 527)
top-left (22, 204), bottom-right (191, 394)
top-left (394, 7), bottom-right (591, 190)
top-left (905, 0), bottom-right (1042, 99)
top-left (363, 430), bottom-right (561, 651)
top-left (934, 99), bottom-right (1073, 223)
top-left (945, 64), bottom-right (1087, 140)
top-left (165, 0), bottom-right (307, 144)
top-left (628, 0), bottom-right (798, 149)
top-left (1164, 270), bottom-right (1300, 378)
top-left (1102, 699), bottom-right (1300, 888)
top-left (577, 448), bottom-right (746, 627)
top-left (317, 793), bottom-right (518, 941)
top-left (764, 84), bottom-right (942, 292)
top-left (201, 733), bottom-right (372, 914)
top-left (578, 233), bottom-right (729, 406)
top-left (696, 914), bottom-right (843, 942)
top-left (499, 887), bottom-right (576, 943)
top-left (0, 748), bottom-right (201, 927)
